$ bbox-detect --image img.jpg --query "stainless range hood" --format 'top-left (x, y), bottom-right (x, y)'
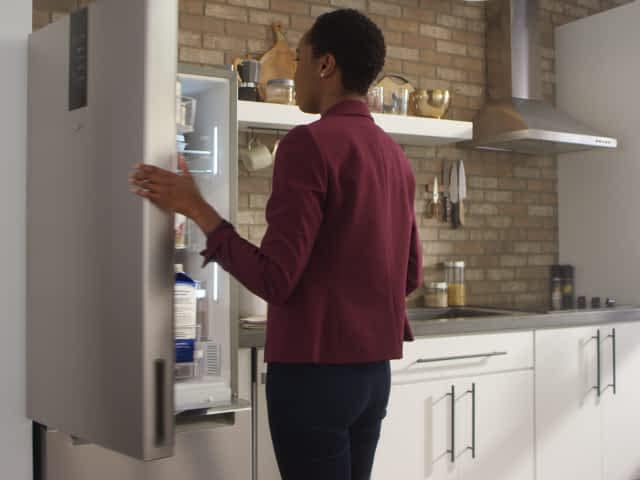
top-left (461, 0), bottom-right (617, 155)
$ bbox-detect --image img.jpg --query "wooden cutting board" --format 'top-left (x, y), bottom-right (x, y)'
top-left (259, 24), bottom-right (297, 101)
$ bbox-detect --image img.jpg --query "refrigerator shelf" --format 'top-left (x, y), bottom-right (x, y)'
top-left (175, 398), bottom-right (251, 420)
top-left (183, 149), bottom-right (212, 156)
top-left (175, 375), bottom-right (232, 413)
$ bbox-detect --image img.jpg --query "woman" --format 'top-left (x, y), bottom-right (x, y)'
top-left (130, 9), bottom-right (421, 480)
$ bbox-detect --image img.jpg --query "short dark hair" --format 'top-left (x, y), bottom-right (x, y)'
top-left (307, 9), bottom-right (386, 95)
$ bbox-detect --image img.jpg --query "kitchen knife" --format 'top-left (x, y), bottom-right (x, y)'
top-left (430, 176), bottom-right (440, 219)
top-left (449, 159), bottom-right (459, 228)
top-left (458, 160), bottom-right (467, 227)
top-left (442, 161), bottom-right (450, 222)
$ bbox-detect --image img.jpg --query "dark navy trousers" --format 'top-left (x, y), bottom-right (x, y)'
top-left (266, 361), bottom-right (391, 480)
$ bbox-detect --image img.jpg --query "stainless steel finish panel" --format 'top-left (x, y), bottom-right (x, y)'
top-left (27, 0), bottom-right (177, 460)
top-left (44, 411), bottom-right (252, 480)
top-left (461, 98), bottom-right (618, 154)
top-left (463, 0), bottom-right (618, 154)
top-left (486, 0), bottom-right (540, 101)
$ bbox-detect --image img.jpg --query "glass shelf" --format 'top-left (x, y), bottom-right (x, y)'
top-left (184, 150), bottom-right (212, 156)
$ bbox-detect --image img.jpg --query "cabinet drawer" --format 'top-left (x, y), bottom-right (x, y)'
top-left (392, 331), bottom-right (533, 383)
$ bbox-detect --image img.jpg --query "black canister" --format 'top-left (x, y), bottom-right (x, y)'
top-left (550, 265), bottom-right (563, 310)
top-left (577, 296), bottom-right (587, 309)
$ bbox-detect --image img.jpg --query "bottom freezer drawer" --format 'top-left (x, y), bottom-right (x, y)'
top-left (43, 410), bottom-right (251, 480)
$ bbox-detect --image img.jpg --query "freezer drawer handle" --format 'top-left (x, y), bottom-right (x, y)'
top-left (593, 330), bottom-right (601, 396)
top-left (607, 328), bottom-right (617, 395)
top-left (154, 359), bottom-right (166, 446)
top-left (415, 351), bottom-right (507, 365)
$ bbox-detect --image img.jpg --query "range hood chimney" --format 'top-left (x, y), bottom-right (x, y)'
top-left (461, 0), bottom-right (617, 155)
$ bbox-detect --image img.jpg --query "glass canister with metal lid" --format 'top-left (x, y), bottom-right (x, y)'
top-left (265, 79), bottom-right (296, 105)
top-left (425, 282), bottom-right (448, 308)
top-left (444, 261), bottom-right (466, 306)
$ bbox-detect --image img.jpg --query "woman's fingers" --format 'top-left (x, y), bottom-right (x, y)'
top-left (130, 186), bottom-right (163, 203)
top-left (178, 156), bottom-right (191, 176)
top-left (132, 181), bottom-right (170, 195)
top-left (129, 167), bottom-right (177, 188)
top-left (128, 176), bottom-right (168, 189)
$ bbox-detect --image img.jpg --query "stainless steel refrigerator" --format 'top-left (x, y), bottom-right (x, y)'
top-left (27, 1), bottom-right (250, 478)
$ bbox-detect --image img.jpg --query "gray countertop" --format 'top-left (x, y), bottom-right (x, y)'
top-left (238, 306), bottom-right (640, 349)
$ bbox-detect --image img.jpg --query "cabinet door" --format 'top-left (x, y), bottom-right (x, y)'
top-left (458, 371), bottom-right (534, 480)
top-left (535, 327), bottom-right (602, 480)
top-left (256, 349), bottom-right (282, 480)
top-left (372, 379), bottom-right (462, 480)
top-left (601, 322), bottom-right (640, 480)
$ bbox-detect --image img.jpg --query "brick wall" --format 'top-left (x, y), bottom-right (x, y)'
top-left (33, 0), bottom-right (632, 309)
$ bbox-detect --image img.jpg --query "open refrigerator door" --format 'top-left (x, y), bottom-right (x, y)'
top-left (27, 0), bottom-right (244, 465)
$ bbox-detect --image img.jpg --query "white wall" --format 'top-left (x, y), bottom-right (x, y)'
top-left (0, 0), bottom-right (32, 479)
top-left (557, 1), bottom-right (640, 305)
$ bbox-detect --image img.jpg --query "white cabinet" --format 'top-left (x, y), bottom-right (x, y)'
top-left (458, 371), bottom-right (534, 480)
top-left (248, 323), bottom-right (640, 480)
top-left (373, 371), bottom-right (534, 480)
top-left (535, 322), bottom-right (640, 480)
top-left (372, 379), bottom-right (460, 480)
top-left (601, 322), bottom-right (640, 480)
top-left (535, 326), bottom-right (602, 480)
top-left (373, 332), bottom-right (535, 480)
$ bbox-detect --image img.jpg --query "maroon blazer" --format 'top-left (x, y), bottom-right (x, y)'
top-left (203, 100), bottom-right (422, 363)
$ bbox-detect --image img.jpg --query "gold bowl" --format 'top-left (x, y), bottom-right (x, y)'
top-left (409, 88), bottom-right (451, 119)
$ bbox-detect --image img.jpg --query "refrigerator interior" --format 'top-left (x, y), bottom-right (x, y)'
top-left (173, 72), bottom-right (237, 414)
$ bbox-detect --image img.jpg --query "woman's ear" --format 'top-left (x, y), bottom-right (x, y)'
top-left (319, 53), bottom-right (337, 79)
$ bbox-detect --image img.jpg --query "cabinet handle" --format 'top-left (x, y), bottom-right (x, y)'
top-left (448, 385), bottom-right (455, 463)
top-left (466, 383), bottom-right (476, 459)
top-left (592, 330), bottom-right (601, 396)
top-left (415, 351), bottom-right (507, 365)
top-left (607, 328), bottom-right (617, 395)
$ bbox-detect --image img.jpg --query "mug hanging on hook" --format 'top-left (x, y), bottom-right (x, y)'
top-left (240, 133), bottom-right (273, 172)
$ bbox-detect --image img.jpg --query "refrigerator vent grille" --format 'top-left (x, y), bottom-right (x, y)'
top-left (204, 342), bottom-right (221, 376)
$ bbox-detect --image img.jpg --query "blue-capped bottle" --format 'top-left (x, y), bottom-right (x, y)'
top-left (174, 264), bottom-right (197, 363)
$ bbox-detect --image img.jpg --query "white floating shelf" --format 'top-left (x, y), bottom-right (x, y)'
top-left (237, 100), bottom-right (472, 147)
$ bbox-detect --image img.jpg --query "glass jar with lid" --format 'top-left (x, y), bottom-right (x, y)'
top-left (265, 79), bottom-right (295, 105)
top-left (444, 261), bottom-right (466, 306)
top-left (425, 282), bottom-right (448, 308)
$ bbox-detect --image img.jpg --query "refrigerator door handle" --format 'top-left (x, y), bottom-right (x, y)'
top-left (155, 360), bottom-right (168, 446)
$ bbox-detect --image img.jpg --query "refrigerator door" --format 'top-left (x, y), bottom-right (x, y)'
top-left (27, 0), bottom-right (178, 460)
